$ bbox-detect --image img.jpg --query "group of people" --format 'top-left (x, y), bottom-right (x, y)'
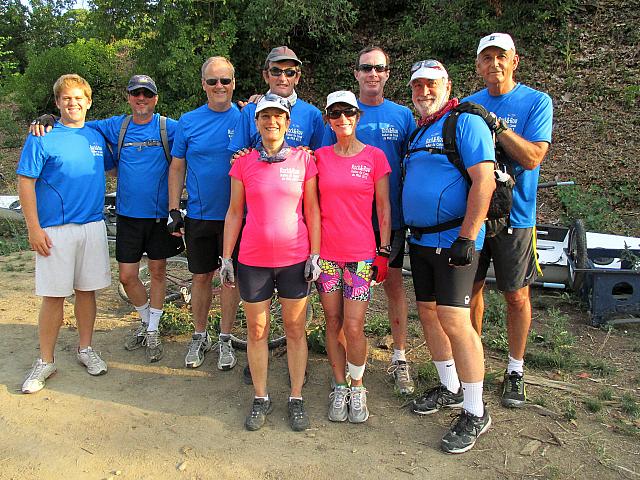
top-left (18, 32), bottom-right (552, 454)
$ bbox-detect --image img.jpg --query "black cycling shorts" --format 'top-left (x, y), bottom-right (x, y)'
top-left (474, 226), bottom-right (537, 292)
top-left (116, 215), bottom-right (184, 263)
top-left (409, 243), bottom-right (479, 308)
top-left (375, 228), bottom-right (406, 269)
top-left (184, 218), bottom-right (240, 274)
top-left (237, 261), bottom-right (310, 303)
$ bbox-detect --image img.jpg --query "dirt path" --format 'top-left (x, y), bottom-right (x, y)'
top-left (1, 251), bottom-right (638, 480)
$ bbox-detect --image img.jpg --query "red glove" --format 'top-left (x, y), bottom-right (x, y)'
top-left (371, 254), bottom-right (389, 285)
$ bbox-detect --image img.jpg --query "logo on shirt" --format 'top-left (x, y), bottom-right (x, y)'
top-left (501, 114), bottom-right (518, 131)
top-left (286, 124), bottom-right (304, 143)
top-left (227, 128), bottom-right (235, 139)
top-left (280, 166), bottom-right (303, 182)
top-left (421, 134), bottom-right (444, 148)
top-left (351, 164), bottom-right (371, 179)
top-left (89, 144), bottom-right (104, 157)
top-left (380, 123), bottom-right (399, 141)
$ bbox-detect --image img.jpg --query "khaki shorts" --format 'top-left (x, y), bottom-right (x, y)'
top-left (35, 220), bottom-right (111, 297)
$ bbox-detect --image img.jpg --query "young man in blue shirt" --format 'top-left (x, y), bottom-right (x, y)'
top-left (19, 74), bottom-right (113, 394)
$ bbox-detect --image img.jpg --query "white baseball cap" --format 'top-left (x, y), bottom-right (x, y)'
top-left (408, 60), bottom-right (448, 85)
top-left (477, 33), bottom-right (516, 55)
top-left (326, 90), bottom-right (359, 111)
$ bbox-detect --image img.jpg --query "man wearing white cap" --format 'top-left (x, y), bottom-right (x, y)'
top-left (466, 33), bottom-right (553, 409)
top-left (403, 59), bottom-right (495, 454)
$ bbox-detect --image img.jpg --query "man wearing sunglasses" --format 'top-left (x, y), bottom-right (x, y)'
top-left (167, 56), bottom-right (242, 372)
top-left (227, 46), bottom-right (324, 153)
top-left (323, 46), bottom-right (417, 396)
top-left (466, 34), bottom-right (553, 410)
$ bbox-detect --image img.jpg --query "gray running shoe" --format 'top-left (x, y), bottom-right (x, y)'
top-left (145, 330), bottom-right (163, 363)
top-left (348, 386), bottom-right (369, 423)
top-left (245, 397), bottom-right (273, 431)
top-left (124, 322), bottom-right (147, 351)
top-left (77, 346), bottom-right (108, 375)
top-left (411, 384), bottom-right (463, 415)
top-left (328, 385), bottom-right (350, 422)
top-left (22, 358), bottom-right (56, 394)
top-left (217, 337), bottom-right (237, 371)
top-left (501, 370), bottom-right (527, 408)
top-left (184, 332), bottom-right (212, 368)
top-left (387, 360), bottom-right (415, 395)
top-left (441, 408), bottom-right (492, 454)
top-left (288, 398), bottom-right (311, 431)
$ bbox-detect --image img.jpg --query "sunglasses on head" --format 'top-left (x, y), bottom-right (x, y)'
top-left (356, 64), bottom-right (388, 73)
top-left (129, 89), bottom-right (156, 98)
top-left (326, 107), bottom-right (359, 120)
top-left (262, 93), bottom-right (292, 111)
top-left (205, 77), bottom-right (233, 86)
top-left (268, 67), bottom-right (299, 78)
top-left (410, 60), bottom-right (444, 74)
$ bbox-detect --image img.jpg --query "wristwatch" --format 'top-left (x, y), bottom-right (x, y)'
top-left (378, 244), bottom-right (392, 257)
top-left (494, 119), bottom-right (508, 135)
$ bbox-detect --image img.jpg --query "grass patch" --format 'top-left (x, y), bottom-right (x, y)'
top-left (0, 219), bottom-right (29, 256)
top-left (563, 400), bottom-right (578, 420)
top-left (526, 307), bottom-right (577, 370)
top-left (621, 393), bottom-right (640, 418)
top-left (584, 397), bottom-right (603, 413)
top-left (364, 312), bottom-right (391, 337)
top-left (482, 290), bottom-right (509, 353)
top-left (414, 362), bottom-right (438, 386)
top-left (583, 357), bottom-right (617, 377)
top-left (598, 387), bottom-right (614, 401)
top-left (159, 303), bottom-right (220, 336)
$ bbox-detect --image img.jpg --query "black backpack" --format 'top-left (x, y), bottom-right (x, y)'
top-left (114, 114), bottom-right (171, 165)
top-left (404, 101), bottom-right (515, 238)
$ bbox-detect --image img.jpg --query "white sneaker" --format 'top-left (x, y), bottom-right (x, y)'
top-left (77, 346), bottom-right (108, 375)
top-left (22, 358), bottom-right (57, 394)
top-left (348, 386), bottom-right (370, 423)
top-left (145, 330), bottom-right (163, 363)
top-left (184, 332), bottom-right (212, 368)
top-left (217, 337), bottom-right (237, 371)
top-left (328, 385), bottom-right (350, 422)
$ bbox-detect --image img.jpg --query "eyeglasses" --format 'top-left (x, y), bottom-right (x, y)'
top-left (128, 89), bottom-right (156, 98)
top-left (268, 67), bottom-right (299, 78)
top-left (411, 59), bottom-right (445, 74)
top-left (356, 64), bottom-right (388, 73)
top-left (205, 77), bottom-right (233, 86)
top-left (262, 93), bottom-right (292, 111)
top-left (326, 107), bottom-right (359, 120)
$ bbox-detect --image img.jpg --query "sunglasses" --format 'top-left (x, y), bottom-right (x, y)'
top-left (128, 89), bottom-right (156, 98)
top-left (267, 67), bottom-right (299, 78)
top-left (262, 93), bottom-right (292, 110)
top-left (326, 107), bottom-right (359, 120)
top-left (205, 77), bottom-right (233, 86)
top-left (410, 59), bottom-right (445, 74)
top-left (356, 64), bottom-right (388, 73)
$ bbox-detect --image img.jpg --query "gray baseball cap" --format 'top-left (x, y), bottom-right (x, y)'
top-left (127, 74), bottom-right (158, 95)
top-left (264, 46), bottom-right (302, 69)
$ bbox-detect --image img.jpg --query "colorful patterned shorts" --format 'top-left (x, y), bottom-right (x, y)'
top-left (315, 258), bottom-right (374, 302)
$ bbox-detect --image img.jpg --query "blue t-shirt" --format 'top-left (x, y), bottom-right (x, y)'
top-left (464, 83), bottom-right (553, 228)
top-left (171, 103), bottom-right (241, 220)
top-left (322, 99), bottom-right (416, 230)
top-left (227, 98), bottom-right (324, 152)
top-left (87, 113), bottom-right (178, 219)
top-left (17, 122), bottom-right (114, 228)
top-left (402, 112), bottom-right (495, 249)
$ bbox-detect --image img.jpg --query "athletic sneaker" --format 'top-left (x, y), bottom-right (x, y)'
top-left (411, 384), bottom-right (463, 415)
top-left (124, 322), bottom-right (147, 351)
top-left (145, 330), bottom-right (163, 363)
top-left (441, 408), bottom-right (492, 454)
top-left (387, 360), bottom-right (415, 395)
top-left (328, 385), bottom-right (350, 422)
top-left (348, 386), bottom-right (369, 423)
top-left (502, 370), bottom-right (526, 408)
top-left (184, 333), bottom-right (212, 368)
top-left (217, 337), bottom-right (237, 371)
top-left (245, 397), bottom-right (273, 431)
top-left (22, 358), bottom-right (56, 394)
top-left (77, 346), bottom-right (108, 375)
top-left (288, 398), bottom-right (311, 431)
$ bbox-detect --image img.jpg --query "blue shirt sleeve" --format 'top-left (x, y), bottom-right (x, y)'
top-left (309, 110), bottom-right (325, 150)
top-left (227, 106), bottom-right (255, 152)
top-left (457, 114), bottom-right (496, 170)
top-left (16, 135), bottom-right (46, 178)
top-left (171, 117), bottom-right (188, 158)
top-left (522, 93), bottom-right (553, 144)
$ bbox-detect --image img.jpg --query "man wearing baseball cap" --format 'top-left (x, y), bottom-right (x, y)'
top-left (466, 33), bottom-right (553, 409)
top-left (403, 59), bottom-right (495, 453)
top-left (227, 46), bottom-right (324, 153)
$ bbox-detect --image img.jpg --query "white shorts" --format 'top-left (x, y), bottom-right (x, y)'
top-left (35, 220), bottom-right (111, 297)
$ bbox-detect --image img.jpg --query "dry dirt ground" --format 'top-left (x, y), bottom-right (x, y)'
top-left (0, 251), bottom-right (639, 480)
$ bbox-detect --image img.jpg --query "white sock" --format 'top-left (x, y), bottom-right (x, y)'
top-left (134, 301), bottom-right (150, 325)
top-left (461, 381), bottom-right (484, 417)
top-left (194, 330), bottom-right (206, 337)
top-left (434, 359), bottom-right (460, 393)
top-left (148, 307), bottom-right (163, 331)
top-left (289, 396), bottom-right (303, 401)
top-left (507, 355), bottom-right (524, 376)
top-left (255, 395), bottom-right (269, 401)
top-left (347, 362), bottom-right (366, 381)
top-left (391, 349), bottom-right (406, 363)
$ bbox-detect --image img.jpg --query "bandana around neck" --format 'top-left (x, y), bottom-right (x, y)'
top-left (417, 98), bottom-right (460, 127)
top-left (266, 89), bottom-right (297, 107)
top-left (256, 140), bottom-right (291, 164)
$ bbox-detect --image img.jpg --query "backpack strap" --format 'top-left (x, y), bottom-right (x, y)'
top-left (117, 115), bottom-right (171, 165)
top-left (159, 115), bottom-right (171, 164)
top-left (442, 109), bottom-right (472, 186)
top-left (117, 115), bottom-right (132, 165)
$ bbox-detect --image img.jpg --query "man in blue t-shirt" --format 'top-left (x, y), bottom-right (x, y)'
top-left (167, 56), bottom-right (241, 372)
top-left (403, 60), bottom-right (495, 454)
top-left (323, 46), bottom-right (417, 395)
top-left (227, 46), bottom-right (324, 153)
top-left (18, 74), bottom-right (113, 394)
top-left (466, 33), bottom-right (553, 409)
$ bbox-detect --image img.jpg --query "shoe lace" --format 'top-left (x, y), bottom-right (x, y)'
top-left (187, 335), bottom-right (206, 358)
top-left (82, 348), bottom-right (101, 365)
top-left (350, 388), bottom-right (367, 411)
top-left (507, 372), bottom-right (522, 393)
top-left (289, 399), bottom-right (305, 419)
top-left (419, 384), bottom-right (448, 406)
top-left (146, 331), bottom-right (161, 348)
top-left (394, 363), bottom-right (412, 384)
top-left (25, 360), bottom-right (46, 381)
top-left (449, 410), bottom-right (479, 436)
top-left (219, 339), bottom-right (233, 358)
top-left (250, 399), bottom-right (268, 418)
top-left (329, 387), bottom-right (349, 409)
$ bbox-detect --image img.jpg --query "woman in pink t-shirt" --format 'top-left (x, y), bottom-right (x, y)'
top-left (314, 90), bottom-right (391, 424)
top-left (221, 94), bottom-right (321, 432)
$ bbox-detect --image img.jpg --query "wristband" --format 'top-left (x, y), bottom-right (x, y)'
top-left (494, 119), bottom-right (508, 135)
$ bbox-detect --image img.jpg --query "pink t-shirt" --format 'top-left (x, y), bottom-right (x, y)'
top-left (229, 147), bottom-right (318, 267)
top-left (315, 144), bottom-right (391, 262)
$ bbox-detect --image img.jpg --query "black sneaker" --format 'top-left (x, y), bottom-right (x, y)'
top-left (411, 384), bottom-right (463, 415)
top-left (244, 397), bottom-right (273, 431)
top-left (441, 408), bottom-right (492, 454)
top-left (288, 398), bottom-right (311, 432)
top-left (501, 370), bottom-right (526, 408)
